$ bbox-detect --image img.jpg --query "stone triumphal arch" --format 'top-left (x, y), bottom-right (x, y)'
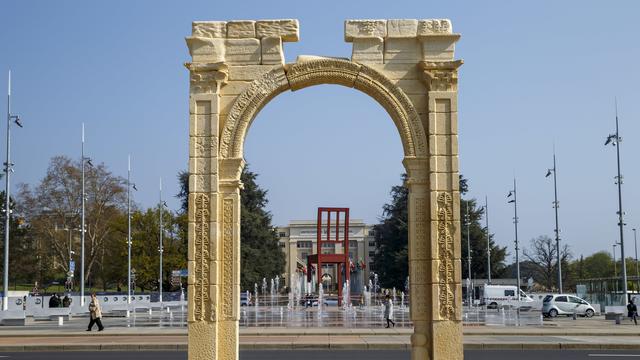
top-left (185, 19), bottom-right (463, 359)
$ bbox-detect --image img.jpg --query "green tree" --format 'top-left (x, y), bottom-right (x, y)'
top-left (522, 235), bottom-right (571, 291)
top-left (239, 167), bottom-right (285, 290)
top-left (460, 198), bottom-right (507, 281)
top-left (0, 191), bottom-right (38, 288)
top-left (373, 175), bottom-right (507, 289)
top-left (373, 174), bottom-right (408, 290)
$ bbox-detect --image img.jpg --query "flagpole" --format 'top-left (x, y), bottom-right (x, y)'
top-left (2, 71), bottom-right (11, 311)
top-left (127, 156), bottom-right (132, 306)
top-left (159, 177), bottom-right (163, 308)
top-left (80, 123), bottom-right (86, 306)
top-left (485, 196), bottom-right (491, 285)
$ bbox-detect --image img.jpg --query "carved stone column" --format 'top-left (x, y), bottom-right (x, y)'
top-left (185, 62), bottom-right (227, 359)
top-left (413, 59), bottom-right (462, 360)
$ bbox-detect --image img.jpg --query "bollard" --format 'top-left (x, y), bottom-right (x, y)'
top-left (572, 312), bottom-right (577, 320)
top-left (126, 310), bottom-right (130, 318)
top-left (148, 308), bottom-right (152, 315)
top-left (616, 314), bottom-right (621, 325)
top-left (58, 316), bottom-right (63, 326)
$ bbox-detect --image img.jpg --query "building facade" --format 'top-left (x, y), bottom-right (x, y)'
top-left (277, 219), bottom-right (376, 294)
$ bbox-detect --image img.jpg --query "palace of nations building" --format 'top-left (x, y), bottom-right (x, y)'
top-left (277, 219), bottom-right (376, 294)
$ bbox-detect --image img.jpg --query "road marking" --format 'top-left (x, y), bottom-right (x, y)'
top-left (589, 355), bottom-right (640, 358)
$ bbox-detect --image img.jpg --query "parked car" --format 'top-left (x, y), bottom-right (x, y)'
top-left (542, 294), bottom-right (595, 318)
top-left (481, 285), bottom-right (535, 309)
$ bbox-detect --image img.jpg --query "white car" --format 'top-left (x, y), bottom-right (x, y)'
top-left (542, 294), bottom-right (595, 318)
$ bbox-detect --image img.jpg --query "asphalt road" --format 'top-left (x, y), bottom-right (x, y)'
top-left (2, 351), bottom-right (640, 359)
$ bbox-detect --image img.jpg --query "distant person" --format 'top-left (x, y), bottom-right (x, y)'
top-left (383, 294), bottom-right (395, 328)
top-left (87, 293), bottom-right (104, 332)
top-left (49, 294), bottom-right (58, 308)
top-left (62, 295), bottom-right (71, 308)
top-left (56, 294), bottom-right (62, 308)
top-left (628, 299), bottom-right (638, 326)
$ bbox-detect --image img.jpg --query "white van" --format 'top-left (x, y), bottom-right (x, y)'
top-left (482, 285), bottom-right (534, 309)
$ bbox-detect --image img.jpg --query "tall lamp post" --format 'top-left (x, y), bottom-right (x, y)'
top-left (485, 196), bottom-right (491, 284)
top-left (80, 124), bottom-right (92, 306)
top-left (613, 243), bottom-right (618, 292)
top-left (3, 72), bottom-right (22, 311)
top-left (546, 150), bottom-right (562, 293)
top-left (507, 179), bottom-right (520, 300)
top-left (605, 103), bottom-right (628, 303)
top-left (633, 228), bottom-right (638, 291)
top-left (159, 178), bottom-right (167, 308)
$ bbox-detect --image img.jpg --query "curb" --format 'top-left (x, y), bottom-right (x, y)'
top-left (3, 343), bottom-right (640, 352)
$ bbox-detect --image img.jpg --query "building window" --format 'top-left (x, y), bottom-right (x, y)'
top-left (368, 230), bottom-right (375, 236)
top-left (297, 241), bottom-right (312, 248)
top-left (279, 232), bottom-right (287, 237)
top-left (368, 251), bottom-right (375, 257)
top-left (368, 241), bottom-right (376, 247)
top-left (369, 262), bottom-right (375, 271)
top-left (349, 240), bottom-right (357, 248)
top-left (299, 252), bottom-right (309, 260)
top-left (322, 243), bottom-right (336, 249)
top-left (279, 242), bottom-right (286, 248)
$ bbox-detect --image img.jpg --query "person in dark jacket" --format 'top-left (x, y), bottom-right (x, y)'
top-left (628, 299), bottom-right (638, 325)
top-left (49, 294), bottom-right (59, 308)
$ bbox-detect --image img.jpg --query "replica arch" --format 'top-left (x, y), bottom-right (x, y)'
top-left (185, 19), bottom-right (463, 360)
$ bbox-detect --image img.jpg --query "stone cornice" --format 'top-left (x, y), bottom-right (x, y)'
top-left (419, 60), bottom-right (463, 71)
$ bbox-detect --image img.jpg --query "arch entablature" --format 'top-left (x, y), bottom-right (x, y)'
top-left (219, 58), bottom-right (428, 160)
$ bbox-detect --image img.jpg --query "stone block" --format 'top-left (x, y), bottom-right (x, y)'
top-left (227, 20), bottom-right (256, 38)
top-left (344, 19), bottom-right (386, 41)
top-left (189, 173), bottom-right (217, 193)
top-left (188, 317), bottom-right (216, 356)
top-left (256, 19), bottom-right (299, 41)
top-left (429, 155), bottom-right (459, 173)
top-left (366, 63), bottom-right (419, 80)
top-left (261, 37), bottom-right (284, 65)
top-left (190, 136), bottom-right (218, 158)
top-left (220, 81), bottom-right (252, 96)
top-left (351, 37), bottom-right (383, 63)
top-left (417, 19), bottom-right (453, 35)
top-left (228, 65), bottom-right (276, 81)
top-left (421, 37), bottom-right (456, 61)
top-left (428, 92), bottom-right (458, 113)
top-left (408, 94), bottom-right (427, 113)
top-left (189, 93), bottom-right (219, 115)
top-left (225, 38), bottom-right (261, 65)
top-left (219, 95), bottom-right (238, 116)
top-left (429, 172), bottom-right (458, 192)
top-left (192, 21), bottom-right (227, 38)
top-left (186, 37), bottom-right (225, 63)
top-left (209, 260), bottom-right (220, 285)
top-left (428, 112), bottom-right (458, 135)
top-left (387, 19), bottom-right (418, 38)
top-left (394, 79), bottom-right (426, 95)
top-left (384, 38), bottom-right (421, 63)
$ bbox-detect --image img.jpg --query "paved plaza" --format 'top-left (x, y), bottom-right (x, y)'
top-left (2, 351), bottom-right (640, 360)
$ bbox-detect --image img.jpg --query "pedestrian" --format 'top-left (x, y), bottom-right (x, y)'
top-left (384, 294), bottom-right (395, 328)
top-left (48, 294), bottom-right (58, 308)
top-left (87, 293), bottom-right (104, 332)
top-left (628, 299), bottom-right (638, 326)
top-left (62, 295), bottom-right (71, 308)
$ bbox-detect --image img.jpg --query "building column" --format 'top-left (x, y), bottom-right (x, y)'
top-left (185, 62), bottom-right (227, 359)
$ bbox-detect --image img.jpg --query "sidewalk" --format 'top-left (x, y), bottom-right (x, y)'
top-left (1, 318), bottom-right (640, 352)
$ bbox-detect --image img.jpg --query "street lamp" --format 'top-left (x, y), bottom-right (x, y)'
top-left (613, 243), bottom-right (619, 292)
top-left (127, 156), bottom-right (138, 306)
top-left (80, 123), bottom-right (93, 307)
top-left (484, 196), bottom-right (491, 285)
top-left (3, 71), bottom-right (23, 311)
top-left (159, 178), bottom-right (168, 308)
top-left (546, 149), bottom-right (562, 293)
top-left (605, 102), bottom-right (628, 304)
top-left (633, 228), bottom-right (638, 291)
top-left (507, 179), bottom-right (520, 300)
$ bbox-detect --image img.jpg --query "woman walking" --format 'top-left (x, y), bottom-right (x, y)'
top-left (384, 294), bottom-right (395, 328)
top-left (87, 293), bottom-right (104, 332)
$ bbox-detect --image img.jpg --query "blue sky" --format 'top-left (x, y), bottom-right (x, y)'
top-left (1, 1), bottom-right (639, 261)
